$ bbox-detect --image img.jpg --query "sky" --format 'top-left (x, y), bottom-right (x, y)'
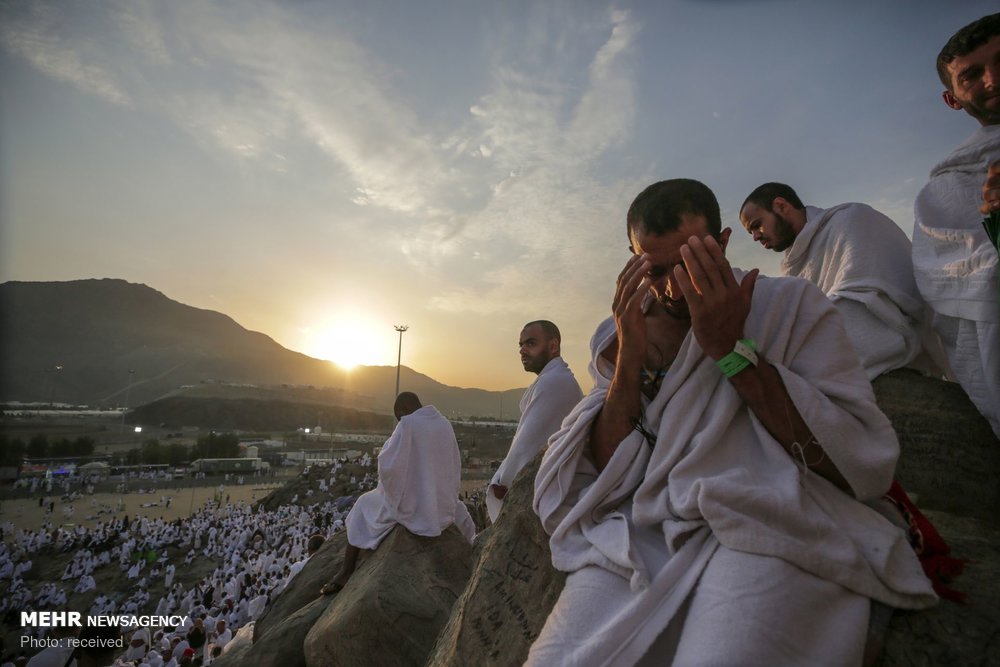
top-left (0, 0), bottom-right (994, 392)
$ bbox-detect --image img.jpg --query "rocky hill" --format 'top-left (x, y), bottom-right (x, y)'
top-left (0, 279), bottom-right (524, 418)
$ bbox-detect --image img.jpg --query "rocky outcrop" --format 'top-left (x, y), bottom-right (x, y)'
top-left (869, 370), bottom-right (1000, 665)
top-left (219, 598), bottom-right (329, 667)
top-left (428, 451), bottom-right (562, 666)
top-left (872, 369), bottom-right (1000, 525)
top-left (231, 524), bottom-right (472, 667)
top-left (254, 464), bottom-right (367, 513)
top-left (875, 511), bottom-right (1000, 666)
top-left (302, 525), bottom-right (473, 667)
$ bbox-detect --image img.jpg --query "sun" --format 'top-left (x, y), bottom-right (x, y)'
top-left (302, 315), bottom-right (392, 370)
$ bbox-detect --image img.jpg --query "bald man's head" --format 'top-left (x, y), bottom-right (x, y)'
top-left (393, 392), bottom-right (422, 420)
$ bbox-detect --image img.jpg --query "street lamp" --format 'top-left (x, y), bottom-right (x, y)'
top-left (120, 369), bottom-right (135, 433)
top-left (50, 365), bottom-right (63, 406)
top-left (394, 325), bottom-right (409, 399)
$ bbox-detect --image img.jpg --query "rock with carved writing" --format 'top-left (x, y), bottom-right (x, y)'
top-left (428, 451), bottom-right (564, 666)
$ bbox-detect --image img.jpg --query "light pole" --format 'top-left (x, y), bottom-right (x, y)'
top-left (50, 365), bottom-right (63, 406)
top-left (394, 325), bottom-right (409, 399)
top-left (120, 369), bottom-right (135, 433)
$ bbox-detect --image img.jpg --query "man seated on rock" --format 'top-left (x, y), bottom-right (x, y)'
top-left (739, 182), bottom-right (947, 380)
top-left (486, 320), bottom-right (583, 523)
top-left (529, 179), bottom-right (936, 665)
top-left (320, 392), bottom-right (475, 595)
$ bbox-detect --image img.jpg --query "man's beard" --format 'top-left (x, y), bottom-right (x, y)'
top-left (962, 93), bottom-right (1000, 126)
top-left (770, 210), bottom-right (797, 252)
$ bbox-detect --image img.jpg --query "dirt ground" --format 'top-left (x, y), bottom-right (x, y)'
top-left (0, 477), bottom-right (489, 538)
top-left (0, 482), bottom-right (283, 536)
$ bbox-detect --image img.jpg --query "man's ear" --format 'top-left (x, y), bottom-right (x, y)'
top-left (771, 196), bottom-right (790, 216)
top-left (718, 227), bottom-right (732, 252)
top-left (548, 337), bottom-right (560, 357)
top-left (943, 89), bottom-right (963, 111)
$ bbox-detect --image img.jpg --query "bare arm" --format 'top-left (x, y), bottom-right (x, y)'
top-left (589, 254), bottom-right (650, 470)
top-left (676, 235), bottom-right (850, 494)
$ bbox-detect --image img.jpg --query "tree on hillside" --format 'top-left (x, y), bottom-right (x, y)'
top-left (0, 436), bottom-right (25, 466)
top-left (49, 436), bottom-right (96, 457)
top-left (124, 448), bottom-right (142, 465)
top-left (141, 439), bottom-right (162, 464)
top-left (192, 432), bottom-right (239, 459)
top-left (165, 443), bottom-right (189, 466)
top-left (26, 435), bottom-right (48, 458)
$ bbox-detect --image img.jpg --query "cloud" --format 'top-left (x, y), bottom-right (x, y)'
top-left (112, 0), bottom-right (171, 65)
top-left (414, 8), bottom-right (643, 317)
top-left (2, 0), bottom-right (645, 328)
top-left (0, 4), bottom-right (131, 105)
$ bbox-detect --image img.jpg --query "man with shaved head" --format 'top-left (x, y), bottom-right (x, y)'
top-left (486, 320), bottom-right (582, 523)
top-left (320, 392), bottom-right (475, 594)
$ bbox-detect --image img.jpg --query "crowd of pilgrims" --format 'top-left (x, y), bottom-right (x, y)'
top-left (0, 455), bottom-right (380, 666)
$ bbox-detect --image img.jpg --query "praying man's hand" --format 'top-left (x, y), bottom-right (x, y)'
top-left (673, 234), bottom-right (758, 360)
top-left (611, 252), bottom-right (652, 367)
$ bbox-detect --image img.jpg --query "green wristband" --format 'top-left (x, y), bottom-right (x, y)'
top-left (716, 339), bottom-right (758, 378)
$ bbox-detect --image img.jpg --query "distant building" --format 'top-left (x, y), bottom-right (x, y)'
top-left (239, 438), bottom-right (285, 449)
top-left (190, 457), bottom-right (263, 474)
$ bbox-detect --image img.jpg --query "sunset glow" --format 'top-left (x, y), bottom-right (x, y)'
top-left (301, 315), bottom-right (394, 371)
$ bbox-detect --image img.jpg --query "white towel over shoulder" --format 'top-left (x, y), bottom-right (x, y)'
top-left (487, 356), bottom-right (583, 523)
top-left (782, 203), bottom-right (945, 379)
top-left (913, 124), bottom-right (1000, 436)
top-left (532, 272), bottom-right (936, 666)
top-left (347, 405), bottom-right (474, 549)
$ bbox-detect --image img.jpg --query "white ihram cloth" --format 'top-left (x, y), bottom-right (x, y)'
top-left (913, 124), bottom-right (1000, 437)
top-left (487, 357), bottom-right (583, 523)
top-left (529, 274), bottom-right (936, 667)
top-left (783, 203), bottom-right (948, 380)
top-left (346, 405), bottom-right (475, 549)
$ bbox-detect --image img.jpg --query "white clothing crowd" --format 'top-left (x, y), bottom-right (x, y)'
top-left (0, 458), bottom-right (378, 666)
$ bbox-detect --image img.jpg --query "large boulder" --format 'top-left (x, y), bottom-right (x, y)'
top-left (428, 451), bottom-right (563, 667)
top-left (209, 637), bottom-right (253, 667)
top-left (875, 510), bottom-right (1000, 666)
top-left (870, 370), bottom-right (1000, 665)
top-left (222, 597), bottom-right (330, 667)
top-left (872, 369), bottom-right (1000, 524)
top-left (303, 524), bottom-right (474, 667)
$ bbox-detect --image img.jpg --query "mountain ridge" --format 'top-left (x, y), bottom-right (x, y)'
top-left (0, 278), bottom-right (526, 418)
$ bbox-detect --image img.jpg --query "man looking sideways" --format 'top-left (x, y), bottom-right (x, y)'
top-left (486, 320), bottom-right (582, 523)
top-left (739, 182), bottom-right (946, 380)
